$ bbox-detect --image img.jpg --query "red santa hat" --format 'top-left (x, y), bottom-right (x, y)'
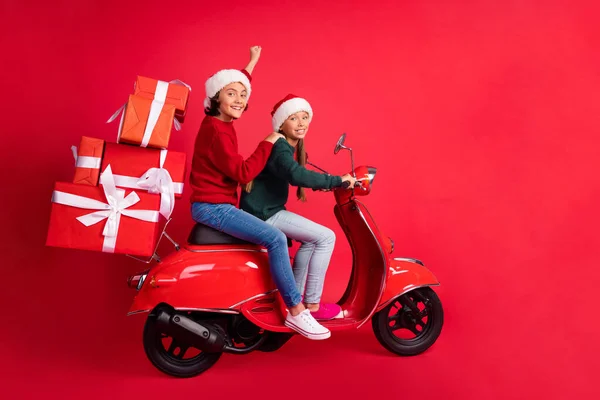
top-left (204, 69), bottom-right (252, 109)
top-left (271, 94), bottom-right (313, 132)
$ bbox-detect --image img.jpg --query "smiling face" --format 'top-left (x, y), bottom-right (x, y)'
top-left (217, 82), bottom-right (248, 121)
top-left (280, 111), bottom-right (311, 140)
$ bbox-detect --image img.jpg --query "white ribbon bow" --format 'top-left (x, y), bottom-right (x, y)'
top-left (51, 165), bottom-right (159, 253)
top-left (135, 149), bottom-right (175, 219)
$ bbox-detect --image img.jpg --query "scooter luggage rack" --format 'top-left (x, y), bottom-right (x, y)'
top-left (125, 218), bottom-right (180, 264)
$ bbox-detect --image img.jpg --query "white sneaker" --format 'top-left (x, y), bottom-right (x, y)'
top-left (285, 309), bottom-right (331, 340)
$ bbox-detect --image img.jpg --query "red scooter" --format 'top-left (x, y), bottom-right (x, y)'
top-left (126, 134), bottom-right (443, 378)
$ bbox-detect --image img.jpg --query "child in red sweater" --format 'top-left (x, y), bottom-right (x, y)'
top-left (189, 46), bottom-right (330, 340)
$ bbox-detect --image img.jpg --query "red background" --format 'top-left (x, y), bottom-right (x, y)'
top-left (1, 0), bottom-right (599, 398)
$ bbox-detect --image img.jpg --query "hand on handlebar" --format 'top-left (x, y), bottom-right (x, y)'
top-left (341, 173), bottom-right (357, 189)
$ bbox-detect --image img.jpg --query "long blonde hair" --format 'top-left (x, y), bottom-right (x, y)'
top-left (244, 136), bottom-right (308, 202)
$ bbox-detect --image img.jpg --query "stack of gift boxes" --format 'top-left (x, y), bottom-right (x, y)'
top-left (46, 77), bottom-right (191, 258)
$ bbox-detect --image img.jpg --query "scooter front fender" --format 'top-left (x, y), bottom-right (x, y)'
top-left (377, 257), bottom-right (440, 312)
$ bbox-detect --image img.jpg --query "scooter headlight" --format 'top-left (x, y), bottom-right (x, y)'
top-left (367, 167), bottom-right (377, 186)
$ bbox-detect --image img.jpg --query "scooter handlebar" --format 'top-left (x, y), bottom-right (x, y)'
top-left (340, 180), bottom-right (362, 189)
top-left (311, 181), bottom-right (361, 192)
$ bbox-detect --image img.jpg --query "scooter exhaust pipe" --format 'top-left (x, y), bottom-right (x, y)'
top-left (154, 308), bottom-right (225, 353)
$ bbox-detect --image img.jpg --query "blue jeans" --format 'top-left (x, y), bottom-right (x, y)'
top-left (191, 202), bottom-right (302, 307)
top-left (266, 210), bottom-right (336, 304)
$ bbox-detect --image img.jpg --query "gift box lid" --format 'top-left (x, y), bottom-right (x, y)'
top-left (134, 76), bottom-right (190, 113)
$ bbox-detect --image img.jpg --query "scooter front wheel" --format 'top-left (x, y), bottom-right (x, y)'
top-left (143, 310), bottom-right (222, 378)
top-left (372, 287), bottom-right (443, 356)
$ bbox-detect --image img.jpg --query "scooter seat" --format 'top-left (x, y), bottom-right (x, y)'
top-left (187, 223), bottom-right (293, 247)
top-left (188, 223), bottom-right (253, 246)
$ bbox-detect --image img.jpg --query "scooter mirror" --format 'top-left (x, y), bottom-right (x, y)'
top-left (334, 133), bottom-right (347, 154)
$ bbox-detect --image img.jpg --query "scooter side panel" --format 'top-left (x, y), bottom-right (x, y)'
top-left (128, 246), bottom-right (275, 314)
top-left (377, 258), bottom-right (440, 311)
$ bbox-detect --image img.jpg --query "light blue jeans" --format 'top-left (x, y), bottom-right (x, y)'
top-left (266, 210), bottom-right (336, 304)
top-left (191, 203), bottom-right (302, 307)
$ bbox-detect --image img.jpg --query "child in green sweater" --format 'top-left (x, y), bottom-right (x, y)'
top-left (240, 94), bottom-right (356, 320)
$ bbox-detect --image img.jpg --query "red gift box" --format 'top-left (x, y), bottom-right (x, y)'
top-left (46, 166), bottom-right (162, 257)
top-left (100, 143), bottom-right (186, 219)
top-left (116, 94), bottom-right (177, 149)
top-left (133, 76), bottom-right (190, 123)
top-left (71, 136), bottom-right (105, 185)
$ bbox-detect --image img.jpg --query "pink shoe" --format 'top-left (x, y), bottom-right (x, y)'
top-left (310, 303), bottom-right (343, 320)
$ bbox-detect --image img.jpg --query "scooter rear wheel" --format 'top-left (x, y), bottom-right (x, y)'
top-left (143, 312), bottom-right (222, 378)
top-left (372, 287), bottom-right (443, 356)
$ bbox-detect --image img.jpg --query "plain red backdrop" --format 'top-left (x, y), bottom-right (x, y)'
top-left (1, 0), bottom-right (599, 398)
